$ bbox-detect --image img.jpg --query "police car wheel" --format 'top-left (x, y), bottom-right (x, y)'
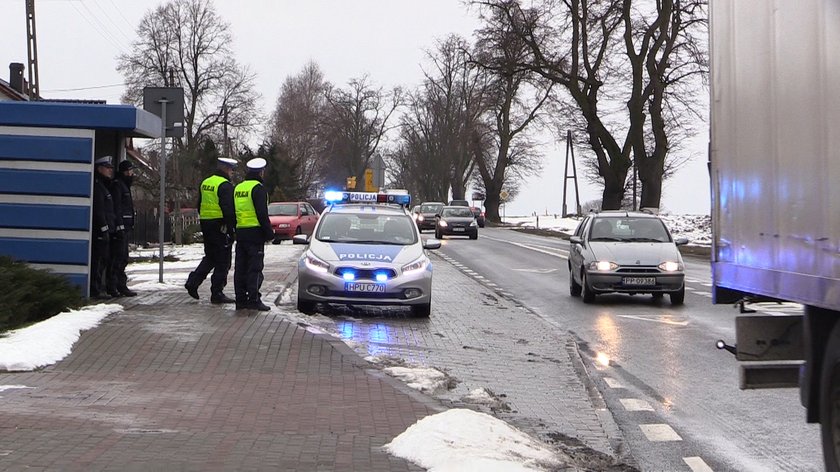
top-left (297, 299), bottom-right (317, 315)
top-left (411, 303), bottom-right (431, 318)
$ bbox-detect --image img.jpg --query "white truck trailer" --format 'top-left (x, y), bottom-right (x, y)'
top-left (711, 0), bottom-right (840, 468)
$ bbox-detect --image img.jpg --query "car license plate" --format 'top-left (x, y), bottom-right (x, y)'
top-left (344, 282), bottom-right (386, 293)
top-left (623, 277), bottom-right (656, 286)
top-left (453, 227), bottom-right (465, 232)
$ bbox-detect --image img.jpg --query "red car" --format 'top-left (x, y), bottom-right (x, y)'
top-left (268, 202), bottom-right (320, 244)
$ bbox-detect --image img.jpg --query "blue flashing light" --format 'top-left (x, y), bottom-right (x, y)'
top-left (375, 272), bottom-right (388, 282)
top-left (384, 194), bottom-right (411, 206)
top-left (325, 191), bottom-right (346, 203)
top-left (343, 271), bottom-right (356, 281)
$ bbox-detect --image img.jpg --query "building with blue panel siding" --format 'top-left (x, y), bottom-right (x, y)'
top-left (0, 101), bottom-right (161, 296)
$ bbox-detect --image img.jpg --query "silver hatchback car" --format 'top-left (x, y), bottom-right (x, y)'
top-left (568, 211), bottom-right (688, 305)
top-left (295, 194), bottom-right (441, 317)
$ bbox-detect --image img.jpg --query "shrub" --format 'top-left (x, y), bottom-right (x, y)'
top-left (0, 256), bottom-right (83, 333)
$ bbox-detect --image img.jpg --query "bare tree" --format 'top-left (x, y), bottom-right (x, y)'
top-left (117, 0), bottom-right (261, 207)
top-left (319, 76), bottom-right (402, 190)
top-left (474, 0), bottom-right (707, 210)
top-left (269, 61), bottom-right (330, 199)
top-left (391, 35), bottom-right (490, 203)
top-left (471, 6), bottom-right (553, 222)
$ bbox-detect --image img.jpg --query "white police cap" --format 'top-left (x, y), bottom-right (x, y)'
top-left (246, 158), bottom-right (267, 170)
top-left (218, 157), bottom-right (238, 168)
top-left (94, 156), bottom-right (114, 167)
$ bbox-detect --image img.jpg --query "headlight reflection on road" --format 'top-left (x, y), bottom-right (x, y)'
top-left (594, 314), bottom-right (621, 368)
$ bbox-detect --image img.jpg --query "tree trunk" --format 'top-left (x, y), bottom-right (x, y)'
top-left (638, 156), bottom-right (664, 209)
top-left (484, 194), bottom-right (501, 223)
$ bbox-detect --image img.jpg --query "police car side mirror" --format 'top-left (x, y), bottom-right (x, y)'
top-left (293, 234), bottom-right (310, 245)
top-left (569, 236), bottom-right (583, 245)
top-left (423, 239), bottom-right (442, 250)
top-left (674, 237), bottom-right (689, 246)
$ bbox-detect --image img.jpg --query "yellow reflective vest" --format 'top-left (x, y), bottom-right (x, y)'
top-left (234, 180), bottom-right (262, 228)
top-left (199, 175), bottom-right (229, 220)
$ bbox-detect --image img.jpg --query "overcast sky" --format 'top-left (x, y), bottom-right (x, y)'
top-left (0, 0), bottom-right (710, 215)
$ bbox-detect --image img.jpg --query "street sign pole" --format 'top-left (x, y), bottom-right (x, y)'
top-left (158, 100), bottom-right (167, 283)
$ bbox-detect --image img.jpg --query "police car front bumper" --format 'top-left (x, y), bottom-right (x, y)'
top-left (297, 259), bottom-right (433, 306)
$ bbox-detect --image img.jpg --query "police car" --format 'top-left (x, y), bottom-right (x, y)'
top-left (293, 191), bottom-right (441, 317)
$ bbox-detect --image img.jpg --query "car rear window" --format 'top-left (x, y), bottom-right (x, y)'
top-left (442, 208), bottom-right (473, 218)
top-left (268, 204), bottom-right (298, 216)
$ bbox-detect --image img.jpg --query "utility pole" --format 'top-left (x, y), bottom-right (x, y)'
top-left (25, 0), bottom-right (40, 99)
top-left (562, 130), bottom-right (582, 217)
top-left (222, 104), bottom-right (229, 158)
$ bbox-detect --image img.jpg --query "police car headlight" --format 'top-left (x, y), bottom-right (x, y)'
top-left (304, 252), bottom-right (330, 273)
top-left (470, 220), bottom-right (477, 227)
top-left (658, 261), bottom-right (683, 272)
top-left (402, 256), bottom-right (428, 274)
top-left (438, 220), bottom-right (448, 227)
top-left (589, 261), bottom-right (618, 272)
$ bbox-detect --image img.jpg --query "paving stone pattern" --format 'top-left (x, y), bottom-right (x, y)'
top-left (0, 259), bottom-right (438, 471)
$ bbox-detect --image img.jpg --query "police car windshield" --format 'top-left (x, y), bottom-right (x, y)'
top-left (268, 203), bottom-right (298, 216)
top-left (316, 213), bottom-right (418, 245)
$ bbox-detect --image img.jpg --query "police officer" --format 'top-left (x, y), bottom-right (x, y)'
top-left (91, 156), bottom-right (117, 299)
top-left (185, 158), bottom-right (238, 303)
top-left (107, 160), bottom-right (137, 297)
top-left (233, 158), bottom-right (274, 311)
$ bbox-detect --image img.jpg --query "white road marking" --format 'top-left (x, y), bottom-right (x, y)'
top-left (683, 456), bottom-right (714, 472)
top-left (695, 291), bottom-right (712, 297)
top-left (701, 283), bottom-right (713, 287)
top-left (618, 315), bottom-right (689, 326)
top-left (685, 278), bottom-right (701, 283)
top-left (604, 377), bottom-right (624, 388)
top-left (685, 286), bottom-right (696, 291)
top-left (482, 235), bottom-right (569, 259)
top-left (511, 268), bottom-right (558, 274)
top-left (620, 398), bottom-right (654, 411)
top-left (639, 424), bottom-right (682, 441)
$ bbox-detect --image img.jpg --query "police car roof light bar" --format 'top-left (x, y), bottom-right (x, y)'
top-left (323, 191), bottom-right (411, 207)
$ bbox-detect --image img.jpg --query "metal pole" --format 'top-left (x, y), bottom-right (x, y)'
top-left (158, 100), bottom-right (167, 283)
top-left (632, 158), bottom-right (637, 211)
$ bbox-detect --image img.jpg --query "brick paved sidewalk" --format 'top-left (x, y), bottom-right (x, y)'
top-left (0, 253), bottom-right (443, 471)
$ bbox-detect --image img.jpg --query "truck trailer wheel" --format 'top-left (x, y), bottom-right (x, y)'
top-left (820, 322), bottom-right (840, 471)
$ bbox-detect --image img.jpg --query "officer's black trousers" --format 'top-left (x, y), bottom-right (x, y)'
top-left (186, 220), bottom-right (232, 296)
top-left (107, 231), bottom-right (129, 292)
top-left (90, 236), bottom-right (110, 296)
top-left (233, 240), bottom-right (265, 303)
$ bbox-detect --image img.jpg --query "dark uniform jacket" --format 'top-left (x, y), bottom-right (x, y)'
top-left (110, 174), bottom-right (135, 230)
top-left (93, 172), bottom-right (116, 237)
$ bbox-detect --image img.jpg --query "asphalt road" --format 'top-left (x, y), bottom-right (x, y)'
top-left (434, 226), bottom-right (822, 472)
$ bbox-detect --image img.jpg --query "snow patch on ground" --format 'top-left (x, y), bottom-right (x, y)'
top-left (382, 366), bottom-right (451, 393)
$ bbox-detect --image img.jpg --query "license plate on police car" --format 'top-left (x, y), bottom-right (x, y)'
top-left (345, 282), bottom-right (386, 293)
top-left (453, 227), bottom-right (465, 232)
top-left (623, 277), bottom-right (655, 286)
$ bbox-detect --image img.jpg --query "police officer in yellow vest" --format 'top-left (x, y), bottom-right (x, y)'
top-left (185, 157), bottom-right (238, 303)
top-left (233, 157), bottom-right (275, 311)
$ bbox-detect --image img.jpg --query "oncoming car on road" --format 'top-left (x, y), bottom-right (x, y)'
top-left (268, 201), bottom-right (319, 243)
top-left (295, 191), bottom-right (441, 317)
top-left (412, 202), bottom-right (445, 232)
top-left (568, 211), bottom-right (688, 305)
top-left (435, 206), bottom-right (478, 240)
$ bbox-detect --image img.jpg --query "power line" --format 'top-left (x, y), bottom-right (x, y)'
top-left (88, 0), bottom-right (134, 44)
top-left (67, 0), bottom-right (130, 55)
top-left (42, 83), bottom-right (125, 92)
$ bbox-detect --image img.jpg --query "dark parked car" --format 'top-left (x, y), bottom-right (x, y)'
top-left (412, 202), bottom-right (445, 232)
top-left (435, 206), bottom-right (478, 240)
top-left (448, 199), bottom-right (470, 207)
top-left (568, 211), bottom-right (688, 305)
top-left (470, 207), bottom-right (485, 228)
